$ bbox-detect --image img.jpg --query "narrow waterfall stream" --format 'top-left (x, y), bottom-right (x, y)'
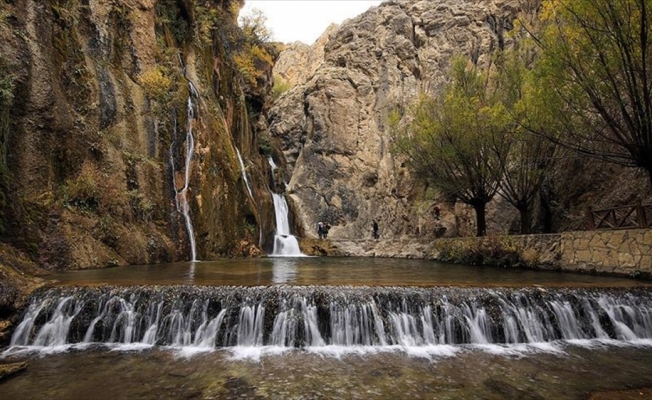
top-left (170, 82), bottom-right (198, 261)
top-left (235, 147), bottom-right (264, 246)
top-left (7, 286), bottom-right (652, 354)
top-left (268, 156), bottom-right (277, 171)
top-left (236, 148), bottom-right (254, 200)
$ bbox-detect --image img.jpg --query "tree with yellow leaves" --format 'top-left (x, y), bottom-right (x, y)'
top-left (531, 0), bottom-right (652, 189)
top-left (235, 8), bottom-right (275, 87)
top-left (391, 58), bottom-right (507, 236)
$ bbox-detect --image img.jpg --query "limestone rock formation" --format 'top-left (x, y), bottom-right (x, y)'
top-left (270, 0), bottom-right (526, 240)
top-left (274, 23), bottom-right (339, 87)
top-left (0, 0), bottom-right (281, 268)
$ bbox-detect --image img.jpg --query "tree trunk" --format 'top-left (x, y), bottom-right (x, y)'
top-left (539, 185), bottom-right (554, 234)
top-left (473, 203), bottom-right (487, 237)
top-left (517, 205), bottom-right (531, 234)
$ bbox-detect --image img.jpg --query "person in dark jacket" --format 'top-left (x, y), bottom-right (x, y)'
top-left (433, 206), bottom-right (441, 220)
top-left (372, 220), bottom-right (379, 239)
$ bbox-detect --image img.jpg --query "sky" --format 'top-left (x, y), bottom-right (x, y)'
top-left (240, 0), bottom-right (384, 45)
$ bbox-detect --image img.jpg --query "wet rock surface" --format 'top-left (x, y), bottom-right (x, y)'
top-left (0, 244), bottom-right (47, 346)
top-left (0, 0), bottom-right (279, 269)
top-left (0, 361), bottom-right (27, 382)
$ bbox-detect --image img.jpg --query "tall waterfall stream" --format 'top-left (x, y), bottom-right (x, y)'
top-left (170, 82), bottom-right (198, 261)
top-left (271, 194), bottom-right (303, 256)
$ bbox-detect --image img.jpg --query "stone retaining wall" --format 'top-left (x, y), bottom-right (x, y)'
top-left (325, 228), bottom-right (652, 278)
top-left (511, 229), bottom-right (652, 277)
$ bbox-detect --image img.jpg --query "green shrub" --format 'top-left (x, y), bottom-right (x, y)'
top-left (435, 234), bottom-right (528, 268)
top-left (62, 162), bottom-right (102, 211)
top-left (61, 162), bottom-right (128, 215)
top-left (272, 74), bottom-right (291, 99)
top-left (257, 132), bottom-right (273, 156)
top-left (129, 190), bottom-right (155, 222)
top-left (139, 66), bottom-right (173, 103)
top-left (0, 58), bottom-right (14, 110)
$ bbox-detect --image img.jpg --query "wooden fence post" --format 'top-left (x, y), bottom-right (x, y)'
top-left (636, 200), bottom-right (646, 228)
top-left (586, 206), bottom-right (595, 230)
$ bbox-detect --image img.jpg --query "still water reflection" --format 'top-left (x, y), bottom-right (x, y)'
top-left (48, 257), bottom-right (649, 287)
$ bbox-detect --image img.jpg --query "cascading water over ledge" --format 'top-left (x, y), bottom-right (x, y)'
top-left (6, 286), bottom-right (652, 355)
top-left (268, 158), bottom-right (303, 256)
top-left (271, 194), bottom-right (303, 256)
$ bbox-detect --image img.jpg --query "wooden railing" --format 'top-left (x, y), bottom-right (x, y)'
top-left (586, 201), bottom-right (651, 230)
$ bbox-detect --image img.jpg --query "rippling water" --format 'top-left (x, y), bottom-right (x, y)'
top-left (2, 344), bottom-right (652, 399)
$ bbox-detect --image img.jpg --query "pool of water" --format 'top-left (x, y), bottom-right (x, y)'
top-left (2, 344), bottom-right (652, 399)
top-left (47, 257), bottom-right (649, 287)
top-left (5, 258), bottom-right (651, 398)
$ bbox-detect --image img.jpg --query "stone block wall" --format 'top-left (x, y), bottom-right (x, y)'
top-left (465, 229), bottom-right (652, 277)
top-left (328, 229), bottom-right (652, 278)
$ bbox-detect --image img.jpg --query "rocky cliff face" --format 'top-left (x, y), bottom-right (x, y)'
top-left (0, 0), bottom-right (281, 268)
top-left (273, 23), bottom-right (339, 88)
top-left (270, 0), bottom-right (651, 240)
top-left (270, 0), bottom-right (530, 240)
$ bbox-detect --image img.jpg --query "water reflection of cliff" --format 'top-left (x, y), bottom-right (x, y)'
top-left (271, 258), bottom-right (299, 284)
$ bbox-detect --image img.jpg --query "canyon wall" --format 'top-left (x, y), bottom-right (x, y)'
top-left (270, 0), bottom-right (651, 240)
top-left (270, 0), bottom-right (533, 240)
top-left (0, 0), bottom-right (281, 269)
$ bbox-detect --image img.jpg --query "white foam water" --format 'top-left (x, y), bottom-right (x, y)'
top-left (6, 286), bottom-right (652, 362)
top-left (270, 193), bottom-right (304, 256)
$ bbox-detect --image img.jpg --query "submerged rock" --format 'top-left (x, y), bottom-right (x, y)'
top-left (0, 361), bottom-right (27, 382)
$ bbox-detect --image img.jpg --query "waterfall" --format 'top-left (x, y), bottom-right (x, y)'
top-left (271, 194), bottom-right (303, 256)
top-left (170, 82), bottom-right (198, 261)
top-left (236, 147), bottom-right (264, 246)
top-left (268, 157), bottom-right (302, 256)
top-left (8, 286), bottom-right (652, 354)
top-left (236, 148), bottom-right (254, 200)
top-left (268, 157), bottom-right (277, 171)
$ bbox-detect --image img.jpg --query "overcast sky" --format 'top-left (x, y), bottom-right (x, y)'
top-left (240, 0), bottom-right (384, 44)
